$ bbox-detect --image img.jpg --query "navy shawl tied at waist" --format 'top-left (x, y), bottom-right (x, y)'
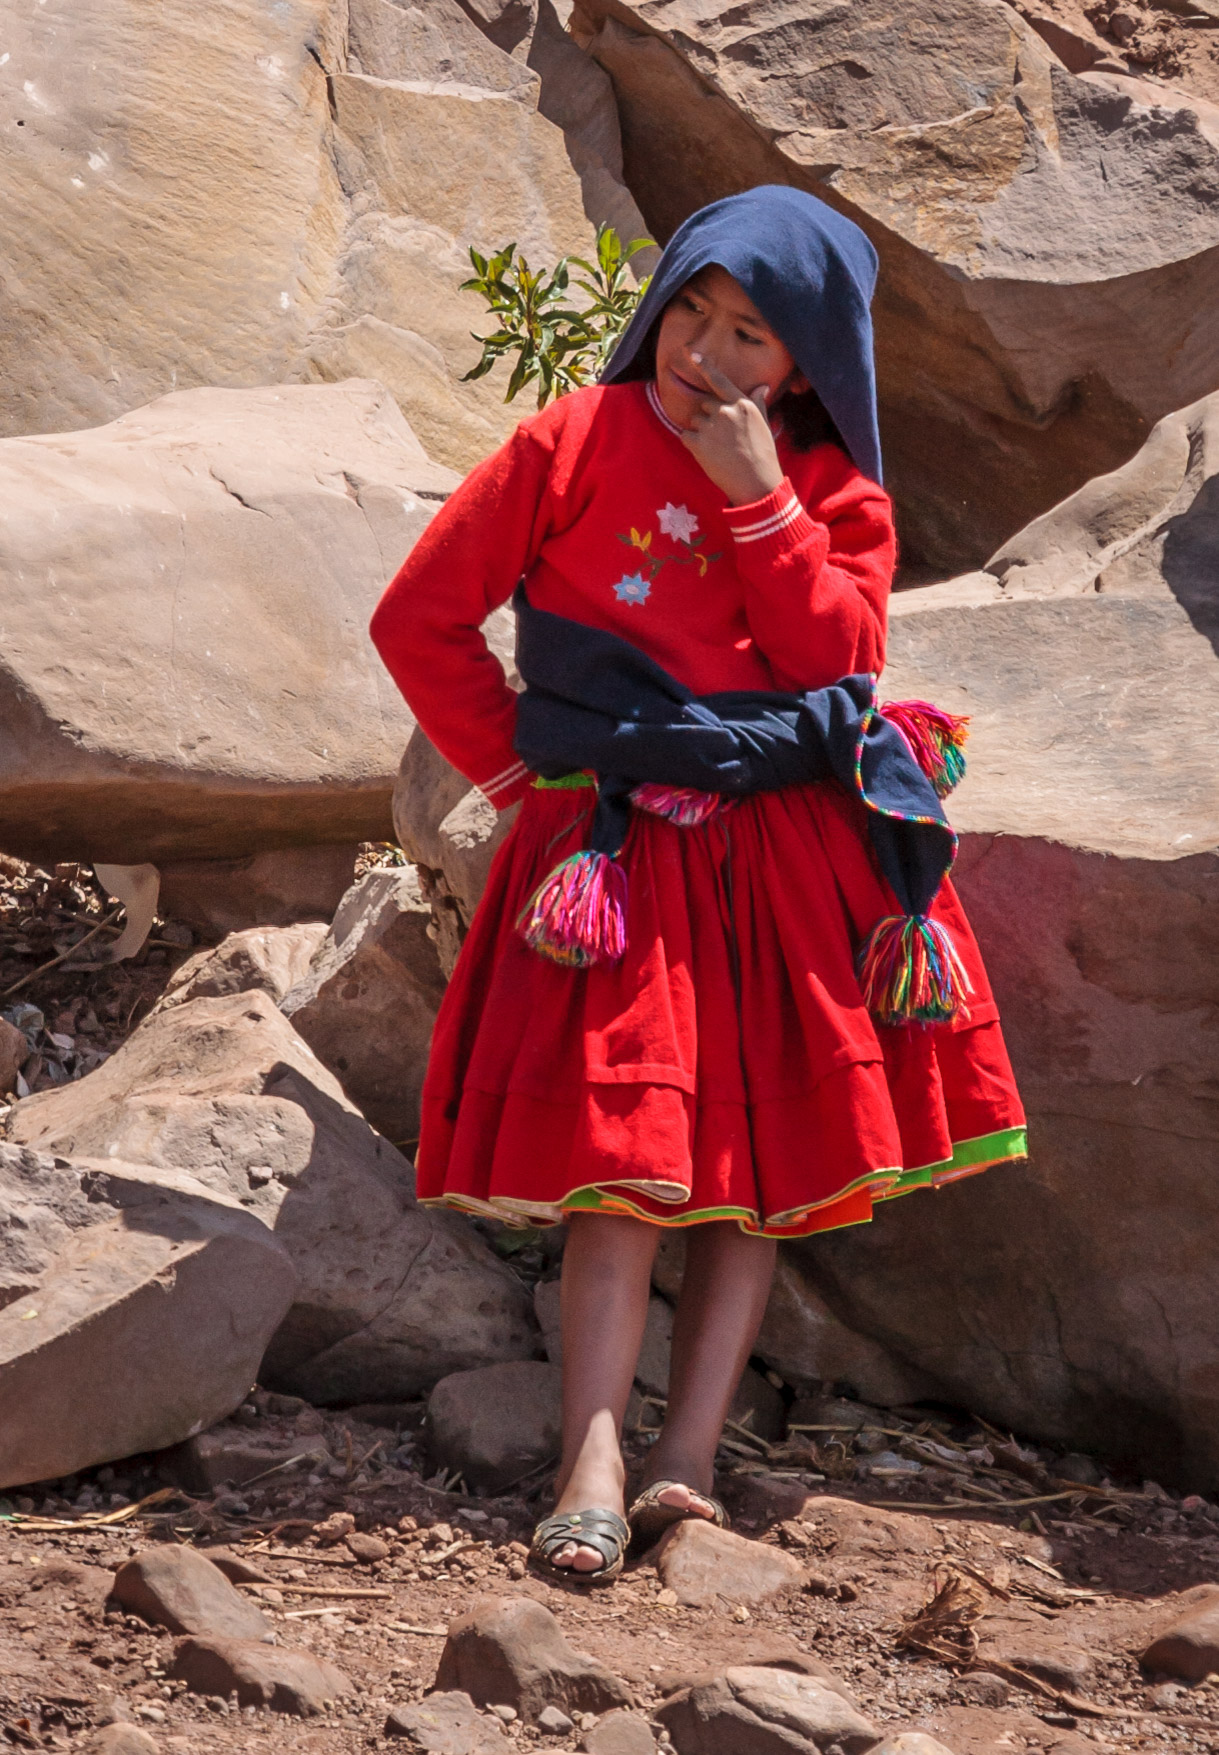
top-left (511, 587), bottom-right (955, 921)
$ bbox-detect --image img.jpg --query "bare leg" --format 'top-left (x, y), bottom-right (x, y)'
top-left (641, 1221), bottom-right (777, 1517)
top-left (550, 1212), bottom-right (659, 1571)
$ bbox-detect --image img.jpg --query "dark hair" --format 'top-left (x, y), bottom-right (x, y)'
top-left (609, 319), bottom-right (847, 455)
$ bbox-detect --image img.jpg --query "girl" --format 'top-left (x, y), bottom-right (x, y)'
top-left (371, 186), bottom-right (1026, 1584)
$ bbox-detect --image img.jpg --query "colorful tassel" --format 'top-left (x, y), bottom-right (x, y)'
top-left (856, 913), bottom-right (973, 1025)
top-left (882, 698), bottom-right (970, 797)
top-left (516, 850), bottom-right (628, 967)
top-left (630, 782), bottom-right (735, 827)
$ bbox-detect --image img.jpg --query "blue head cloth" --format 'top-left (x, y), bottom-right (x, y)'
top-left (602, 185), bottom-right (882, 485)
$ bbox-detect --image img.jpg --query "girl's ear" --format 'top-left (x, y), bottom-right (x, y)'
top-left (788, 368), bottom-right (810, 396)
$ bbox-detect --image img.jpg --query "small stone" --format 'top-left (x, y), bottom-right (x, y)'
top-left (976, 1638), bottom-right (1092, 1694)
top-left (657, 1521), bottom-right (804, 1608)
top-left (435, 1595), bottom-right (633, 1721)
top-left (538, 1705), bottom-right (575, 1735)
top-left (315, 1511), bottom-right (356, 1545)
top-left (384, 1690), bottom-right (508, 1749)
top-left (953, 1671), bottom-right (1009, 1707)
top-left (1149, 1681), bottom-right (1188, 1709)
top-left (170, 1635), bottom-right (353, 1715)
top-left (110, 1546), bottom-right (271, 1640)
top-left (489, 1705), bottom-right (518, 1723)
top-left (580, 1709), bottom-right (658, 1754)
top-left (731, 1605), bottom-right (751, 1623)
top-left (346, 1531), bottom-right (390, 1563)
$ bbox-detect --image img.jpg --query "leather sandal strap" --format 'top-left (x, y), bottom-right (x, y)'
top-left (531, 1508), bottom-right (629, 1572)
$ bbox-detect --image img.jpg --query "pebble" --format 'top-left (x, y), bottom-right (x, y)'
top-left (538, 1705), bottom-right (575, 1734)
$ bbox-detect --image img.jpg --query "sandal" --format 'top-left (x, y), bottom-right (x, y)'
top-left (529, 1508), bottom-right (630, 1586)
top-left (627, 1479), bottom-right (729, 1553)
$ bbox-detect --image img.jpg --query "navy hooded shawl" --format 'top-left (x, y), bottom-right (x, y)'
top-left (602, 185), bottom-right (883, 486)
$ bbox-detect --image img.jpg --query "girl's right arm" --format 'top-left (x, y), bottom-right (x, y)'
top-left (369, 420), bottom-right (557, 811)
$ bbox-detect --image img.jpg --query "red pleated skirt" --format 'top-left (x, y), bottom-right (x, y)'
top-left (415, 779), bottom-right (1027, 1237)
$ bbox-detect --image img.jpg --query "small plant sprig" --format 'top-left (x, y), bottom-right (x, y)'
top-left (461, 223), bottom-right (654, 409)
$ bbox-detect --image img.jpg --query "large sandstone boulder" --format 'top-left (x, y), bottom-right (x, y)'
top-left (0, 0), bottom-right (647, 475)
top-left (0, 1144), bottom-right (296, 1489)
top-left (574, 0), bottom-right (1219, 568)
top-left (281, 865), bottom-right (447, 1146)
top-left (780, 391), bottom-right (1219, 1486)
top-left (0, 381), bottom-right (455, 869)
top-left (4, 991), bottom-right (538, 1404)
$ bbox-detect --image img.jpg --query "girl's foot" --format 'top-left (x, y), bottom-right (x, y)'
top-left (530, 1508), bottom-right (629, 1585)
top-left (549, 1444), bottom-right (627, 1573)
top-left (627, 1476), bottom-right (728, 1553)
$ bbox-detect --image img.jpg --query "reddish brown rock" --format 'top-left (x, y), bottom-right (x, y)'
top-left (385, 1689), bottom-right (508, 1750)
top-left (657, 1665), bottom-right (879, 1755)
top-left (870, 1737), bottom-right (960, 1755)
top-left (1142, 1590), bottom-right (1219, 1682)
top-left (169, 1635), bottom-right (353, 1715)
top-left (345, 1531), bottom-right (390, 1564)
top-left (427, 1361), bottom-right (563, 1495)
top-left (88, 1729), bottom-right (161, 1755)
top-left (110, 1546), bottom-right (272, 1641)
top-left (435, 1596), bottom-right (633, 1722)
top-left (655, 1521), bottom-right (804, 1608)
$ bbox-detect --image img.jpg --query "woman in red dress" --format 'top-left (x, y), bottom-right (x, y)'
top-left (371, 186), bottom-right (1026, 1583)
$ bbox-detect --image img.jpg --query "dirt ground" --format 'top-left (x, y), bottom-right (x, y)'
top-left (4, 1397), bottom-right (1219, 1754)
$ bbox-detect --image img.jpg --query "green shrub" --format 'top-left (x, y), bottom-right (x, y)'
top-left (461, 223), bottom-right (654, 409)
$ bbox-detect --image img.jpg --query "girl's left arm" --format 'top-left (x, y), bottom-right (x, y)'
top-left (725, 457), bottom-right (896, 689)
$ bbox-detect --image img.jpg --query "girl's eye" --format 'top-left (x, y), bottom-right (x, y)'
top-left (737, 330), bottom-right (762, 345)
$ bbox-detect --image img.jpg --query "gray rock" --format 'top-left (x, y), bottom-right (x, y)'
top-left (1057, 1453), bottom-right (1103, 1487)
top-left (0, 382), bottom-right (456, 868)
top-left (280, 865), bottom-right (446, 1147)
top-left (774, 389), bottom-right (1219, 1487)
top-left (385, 1690), bottom-right (509, 1750)
top-left (580, 1710), bottom-right (657, 1755)
top-left (6, 991), bottom-right (537, 1406)
top-left (160, 1427), bottom-right (329, 1494)
top-left (153, 924), bottom-right (329, 1014)
top-left (577, 0), bottom-right (1219, 571)
top-left (952, 1671), bottom-right (1009, 1708)
top-left (169, 1635), bottom-right (353, 1715)
top-left (538, 1706), bottom-right (575, 1735)
top-left (657, 1665), bottom-right (879, 1754)
top-left (88, 1729), bottom-right (161, 1755)
top-left (111, 1546), bottom-right (272, 1641)
top-left (0, 1144), bottom-right (295, 1491)
top-left (427, 1361), bottom-right (563, 1495)
top-left (435, 1595), bottom-right (634, 1722)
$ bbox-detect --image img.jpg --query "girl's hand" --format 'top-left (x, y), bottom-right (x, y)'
top-left (679, 352), bottom-right (786, 506)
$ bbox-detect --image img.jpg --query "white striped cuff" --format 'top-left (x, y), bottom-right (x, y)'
top-left (478, 758), bottom-right (529, 804)
top-left (729, 490), bottom-right (804, 544)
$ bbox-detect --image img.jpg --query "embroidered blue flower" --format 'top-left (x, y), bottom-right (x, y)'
top-left (613, 572), bottom-right (651, 605)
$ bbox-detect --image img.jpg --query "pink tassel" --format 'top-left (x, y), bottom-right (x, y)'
top-left (516, 850), bottom-right (628, 967)
top-left (857, 913), bottom-right (973, 1025)
top-left (882, 698), bottom-right (970, 797)
top-left (630, 782), bottom-right (734, 827)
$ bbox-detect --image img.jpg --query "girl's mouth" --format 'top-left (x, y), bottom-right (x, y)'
top-left (669, 366), bottom-right (707, 397)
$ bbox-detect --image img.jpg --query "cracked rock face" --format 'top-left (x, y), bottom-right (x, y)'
top-left (779, 391), bottom-right (1219, 1487)
top-left (0, 0), bottom-right (648, 476)
top-left (0, 1142), bottom-right (296, 1489)
top-left (574, 0), bottom-right (1219, 569)
top-left (4, 990), bottom-right (538, 1405)
top-left (0, 380), bottom-right (455, 866)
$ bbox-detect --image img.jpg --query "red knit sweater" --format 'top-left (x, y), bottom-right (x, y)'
top-left (370, 380), bottom-right (896, 808)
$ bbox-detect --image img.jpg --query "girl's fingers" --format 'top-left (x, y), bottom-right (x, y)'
top-left (689, 352), bottom-right (748, 403)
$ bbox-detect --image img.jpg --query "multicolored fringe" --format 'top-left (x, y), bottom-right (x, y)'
top-left (630, 782), bottom-right (735, 827)
top-left (856, 913), bottom-right (973, 1025)
top-left (882, 698), bottom-right (970, 798)
top-left (516, 850), bottom-right (628, 967)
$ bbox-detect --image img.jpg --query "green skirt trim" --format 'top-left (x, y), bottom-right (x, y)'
top-left (419, 1126), bottom-right (1028, 1239)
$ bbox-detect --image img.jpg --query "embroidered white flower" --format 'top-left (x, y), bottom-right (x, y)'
top-left (613, 572), bottom-right (651, 605)
top-left (657, 502), bottom-right (699, 545)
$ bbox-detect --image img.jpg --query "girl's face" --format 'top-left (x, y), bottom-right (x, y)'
top-left (653, 265), bottom-right (807, 430)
